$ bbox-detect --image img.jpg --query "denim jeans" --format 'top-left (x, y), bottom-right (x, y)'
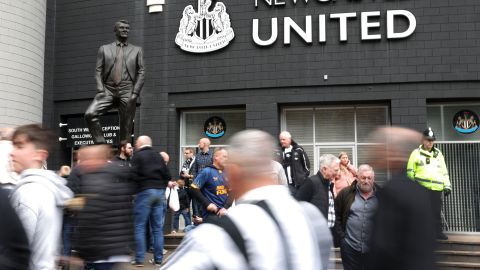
top-left (171, 208), bottom-right (191, 232)
top-left (134, 189), bottom-right (166, 263)
top-left (62, 215), bottom-right (73, 256)
top-left (191, 198), bottom-right (202, 217)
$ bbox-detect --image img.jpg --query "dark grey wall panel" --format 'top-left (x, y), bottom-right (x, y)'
top-left (145, 0), bottom-right (480, 93)
top-left (46, 0), bottom-right (480, 170)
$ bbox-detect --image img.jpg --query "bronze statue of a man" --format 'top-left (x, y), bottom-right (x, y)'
top-left (85, 20), bottom-right (145, 144)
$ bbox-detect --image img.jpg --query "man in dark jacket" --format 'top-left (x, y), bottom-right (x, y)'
top-left (131, 136), bottom-right (176, 266)
top-left (179, 147), bottom-right (195, 184)
top-left (278, 131), bottom-right (310, 195)
top-left (296, 154), bottom-right (339, 246)
top-left (334, 164), bottom-right (379, 270)
top-left (68, 144), bottom-right (136, 270)
top-left (368, 127), bottom-right (437, 270)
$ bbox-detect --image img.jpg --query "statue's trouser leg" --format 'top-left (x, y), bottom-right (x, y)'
top-left (84, 90), bottom-right (115, 144)
top-left (118, 84), bottom-right (135, 142)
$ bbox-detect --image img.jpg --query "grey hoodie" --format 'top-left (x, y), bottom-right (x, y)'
top-left (10, 169), bottom-right (73, 270)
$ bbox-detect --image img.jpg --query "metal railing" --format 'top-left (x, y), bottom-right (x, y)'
top-left (437, 143), bottom-right (480, 232)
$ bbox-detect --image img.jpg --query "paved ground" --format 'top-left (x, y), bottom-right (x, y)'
top-left (62, 250), bottom-right (175, 270)
top-left (126, 250), bottom-right (175, 270)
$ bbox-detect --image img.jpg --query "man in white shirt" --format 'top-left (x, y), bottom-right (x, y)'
top-left (161, 129), bottom-right (332, 270)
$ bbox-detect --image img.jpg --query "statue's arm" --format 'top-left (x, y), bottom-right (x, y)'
top-left (95, 46), bottom-right (105, 93)
top-left (133, 47), bottom-right (145, 96)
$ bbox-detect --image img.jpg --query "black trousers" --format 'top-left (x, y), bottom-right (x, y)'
top-left (428, 189), bottom-right (443, 235)
top-left (340, 239), bottom-right (370, 270)
top-left (85, 82), bottom-right (136, 144)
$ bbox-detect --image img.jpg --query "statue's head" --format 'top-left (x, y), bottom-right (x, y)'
top-left (214, 2), bottom-right (225, 13)
top-left (114, 20), bottom-right (130, 41)
top-left (184, 5), bottom-right (195, 17)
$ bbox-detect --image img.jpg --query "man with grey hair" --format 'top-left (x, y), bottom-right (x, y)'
top-left (278, 131), bottom-right (310, 195)
top-left (334, 164), bottom-right (380, 270)
top-left (162, 129), bottom-right (332, 270)
top-left (296, 154), bottom-right (340, 246)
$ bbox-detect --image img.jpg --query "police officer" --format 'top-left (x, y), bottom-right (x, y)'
top-left (407, 127), bottom-right (451, 240)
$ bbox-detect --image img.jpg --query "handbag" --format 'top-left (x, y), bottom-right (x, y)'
top-left (166, 186), bottom-right (180, 212)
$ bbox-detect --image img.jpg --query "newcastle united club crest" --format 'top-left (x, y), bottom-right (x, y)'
top-left (453, 110), bottom-right (479, 134)
top-left (175, 0), bottom-right (234, 53)
top-left (204, 116), bottom-right (226, 138)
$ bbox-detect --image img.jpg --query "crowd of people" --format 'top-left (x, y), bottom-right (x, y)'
top-left (0, 124), bottom-right (451, 270)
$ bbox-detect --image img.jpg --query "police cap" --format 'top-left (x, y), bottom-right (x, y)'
top-left (423, 127), bottom-right (436, 140)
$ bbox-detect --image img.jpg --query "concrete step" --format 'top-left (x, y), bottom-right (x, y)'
top-left (329, 257), bottom-right (343, 270)
top-left (438, 261), bottom-right (480, 270)
top-left (164, 232), bottom-right (185, 246)
top-left (164, 244), bottom-right (179, 250)
top-left (437, 233), bottom-right (480, 252)
top-left (430, 233), bottom-right (480, 269)
top-left (437, 250), bottom-right (480, 264)
top-left (331, 247), bottom-right (340, 256)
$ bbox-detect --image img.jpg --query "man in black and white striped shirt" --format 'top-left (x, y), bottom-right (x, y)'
top-left (161, 130), bottom-right (332, 270)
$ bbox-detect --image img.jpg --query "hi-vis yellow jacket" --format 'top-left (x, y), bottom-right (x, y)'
top-left (407, 145), bottom-right (451, 191)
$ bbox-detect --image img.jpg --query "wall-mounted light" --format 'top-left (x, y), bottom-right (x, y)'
top-left (147, 0), bottom-right (165, 13)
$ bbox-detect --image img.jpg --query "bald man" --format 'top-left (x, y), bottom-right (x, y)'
top-left (278, 131), bottom-right (310, 195)
top-left (131, 136), bottom-right (175, 266)
top-left (191, 137), bottom-right (213, 217)
top-left (162, 130), bottom-right (332, 270)
top-left (191, 138), bottom-right (213, 177)
top-left (190, 148), bottom-right (230, 219)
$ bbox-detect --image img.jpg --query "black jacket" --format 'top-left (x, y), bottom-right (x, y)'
top-left (279, 141), bottom-right (310, 187)
top-left (131, 146), bottom-right (171, 192)
top-left (178, 186), bottom-right (191, 210)
top-left (67, 166), bottom-right (82, 195)
top-left (334, 180), bottom-right (381, 240)
top-left (0, 189), bottom-right (30, 270)
top-left (296, 172), bottom-right (339, 247)
top-left (73, 163), bottom-right (136, 262)
top-left (295, 172), bottom-right (332, 219)
top-left (369, 174), bottom-right (437, 270)
top-left (112, 155), bottom-right (131, 167)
